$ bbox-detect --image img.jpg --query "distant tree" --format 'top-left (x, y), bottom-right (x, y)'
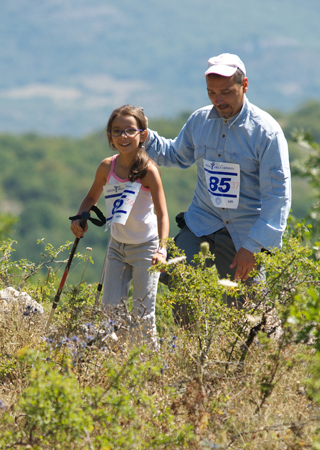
top-left (149, 112), bottom-right (191, 139)
top-left (0, 213), bottom-right (18, 241)
top-left (283, 101), bottom-right (320, 143)
top-left (290, 129), bottom-right (320, 231)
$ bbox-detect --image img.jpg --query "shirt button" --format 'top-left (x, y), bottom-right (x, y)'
top-left (222, 208), bottom-right (225, 210)
top-left (222, 134), bottom-right (225, 138)
top-left (218, 153), bottom-right (221, 157)
top-left (224, 120), bottom-right (228, 123)
top-left (226, 221), bottom-right (229, 224)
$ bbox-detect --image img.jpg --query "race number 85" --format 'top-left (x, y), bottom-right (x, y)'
top-left (209, 177), bottom-right (231, 193)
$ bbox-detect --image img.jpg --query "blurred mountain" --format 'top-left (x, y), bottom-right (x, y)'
top-left (1, 0), bottom-right (320, 136)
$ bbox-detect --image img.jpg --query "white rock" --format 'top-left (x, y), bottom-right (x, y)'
top-left (0, 287), bottom-right (44, 315)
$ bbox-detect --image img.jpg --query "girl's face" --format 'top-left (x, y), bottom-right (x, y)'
top-left (108, 115), bottom-right (147, 156)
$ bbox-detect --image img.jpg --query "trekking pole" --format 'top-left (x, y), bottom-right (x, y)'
top-left (94, 249), bottom-right (108, 308)
top-left (45, 211), bottom-right (90, 331)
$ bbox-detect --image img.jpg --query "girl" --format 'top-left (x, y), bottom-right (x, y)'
top-left (71, 105), bottom-right (169, 342)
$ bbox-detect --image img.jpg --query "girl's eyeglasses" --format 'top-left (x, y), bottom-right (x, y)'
top-left (111, 128), bottom-right (143, 138)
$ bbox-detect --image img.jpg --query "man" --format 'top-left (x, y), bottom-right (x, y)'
top-left (146, 53), bottom-right (291, 319)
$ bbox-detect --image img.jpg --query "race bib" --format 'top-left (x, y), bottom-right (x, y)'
top-left (204, 159), bottom-right (240, 209)
top-left (103, 181), bottom-right (141, 229)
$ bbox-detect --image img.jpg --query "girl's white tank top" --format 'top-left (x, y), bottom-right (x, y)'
top-left (107, 155), bottom-right (158, 244)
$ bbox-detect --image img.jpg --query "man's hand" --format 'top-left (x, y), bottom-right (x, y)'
top-left (230, 247), bottom-right (256, 282)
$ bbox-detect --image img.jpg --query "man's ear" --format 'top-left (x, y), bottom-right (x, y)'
top-left (243, 77), bottom-right (249, 93)
top-left (140, 129), bottom-right (148, 144)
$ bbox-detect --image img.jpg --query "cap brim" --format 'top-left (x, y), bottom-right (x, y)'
top-left (204, 64), bottom-right (237, 77)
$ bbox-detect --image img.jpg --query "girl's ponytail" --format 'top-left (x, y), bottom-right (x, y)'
top-left (128, 146), bottom-right (149, 182)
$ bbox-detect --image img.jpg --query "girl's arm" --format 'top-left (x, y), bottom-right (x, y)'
top-left (141, 162), bottom-right (170, 266)
top-left (70, 158), bottom-right (111, 239)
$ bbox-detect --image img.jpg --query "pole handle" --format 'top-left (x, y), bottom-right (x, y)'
top-left (79, 211), bottom-right (90, 232)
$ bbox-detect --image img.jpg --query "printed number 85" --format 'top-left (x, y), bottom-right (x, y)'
top-left (209, 177), bottom-right (231, 193)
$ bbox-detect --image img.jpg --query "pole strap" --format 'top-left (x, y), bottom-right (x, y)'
top-left (69, 205), bottom-right (106, 227)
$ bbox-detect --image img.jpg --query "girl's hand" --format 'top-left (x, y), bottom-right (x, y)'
top-left (152, 252), bottom-right (167, 271)
top-left (70, 219), bottom-right (88, 239)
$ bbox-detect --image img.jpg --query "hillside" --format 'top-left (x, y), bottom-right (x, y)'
top-left (1, 0), bottom-right (320, 136)
top-left (1, 104), bottom-right (319, 284)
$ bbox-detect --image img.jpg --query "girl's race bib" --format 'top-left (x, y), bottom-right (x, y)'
top-left (103, 181), bottom-right (141, 229)
top-left (204, 159), bottom-right (240, 209)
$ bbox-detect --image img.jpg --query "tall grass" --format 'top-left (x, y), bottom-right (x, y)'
top-left (0, 223), bottom-right (320, 449)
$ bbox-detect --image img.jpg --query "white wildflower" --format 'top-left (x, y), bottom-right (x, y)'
top-left (166, 256), bottom-right (186, 265)
top-left (218, 279), bottom-right (238, 287)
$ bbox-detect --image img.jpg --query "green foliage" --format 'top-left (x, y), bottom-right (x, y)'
top-left (0, 212), bottom-right (18, 241)
top-left (1, 226), bottom-right (320, 448)
top-left (149, 112), bottom-right (191, 139)
top-left (0, 354), bottom-right (16, 383)
top-left (1, 104), bottom-right (320, 284)
top-left (0, 347), bottom-right (194, 449)
top-left (158, 226), bottom-right (320, 366)
top-left (283, 101), bottom-right (320, 144)
top-left (0, 237), bottom-right (91, 312)
top-left (1, 101), bottom-right (319, 284)
top-left (155, 239), bottom-right (243, 367)
top-left (0, 132), bottom-right (110, 284)
top-left (2, 106), bottom-right (320, 447)
top-left (16, 349), bottom-right (90, 448)
top-left (290, 130), bottom-right (320, 224)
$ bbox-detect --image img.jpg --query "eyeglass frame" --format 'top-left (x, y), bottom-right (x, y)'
top-left (110, 127), bottom-right (143, 138)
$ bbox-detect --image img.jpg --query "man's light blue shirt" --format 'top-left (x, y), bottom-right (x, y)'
top-left (146, 96), bottom-right (291, 254)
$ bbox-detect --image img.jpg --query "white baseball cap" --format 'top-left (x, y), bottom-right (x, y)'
top-left (204, 53), bottom-right (246, 77)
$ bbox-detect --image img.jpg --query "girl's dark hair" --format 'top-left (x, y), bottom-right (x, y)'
top-left (106, 105), bottom-right (149, 182)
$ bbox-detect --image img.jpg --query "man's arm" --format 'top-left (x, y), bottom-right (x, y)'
top-left (146, 113), bottom-right (198, 169)
top-left (242, 131), bottom-right (291, 254)
top-left (231, 131), bottom-right (291, 281)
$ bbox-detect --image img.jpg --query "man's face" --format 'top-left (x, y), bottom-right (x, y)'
top-left (206, 74), bottom-right (248, 119)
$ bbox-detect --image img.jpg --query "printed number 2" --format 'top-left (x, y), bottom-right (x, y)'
top-left (209, 177), bottom-right (231, 193)
top-left (112, 198), bottom-right (124, 214)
